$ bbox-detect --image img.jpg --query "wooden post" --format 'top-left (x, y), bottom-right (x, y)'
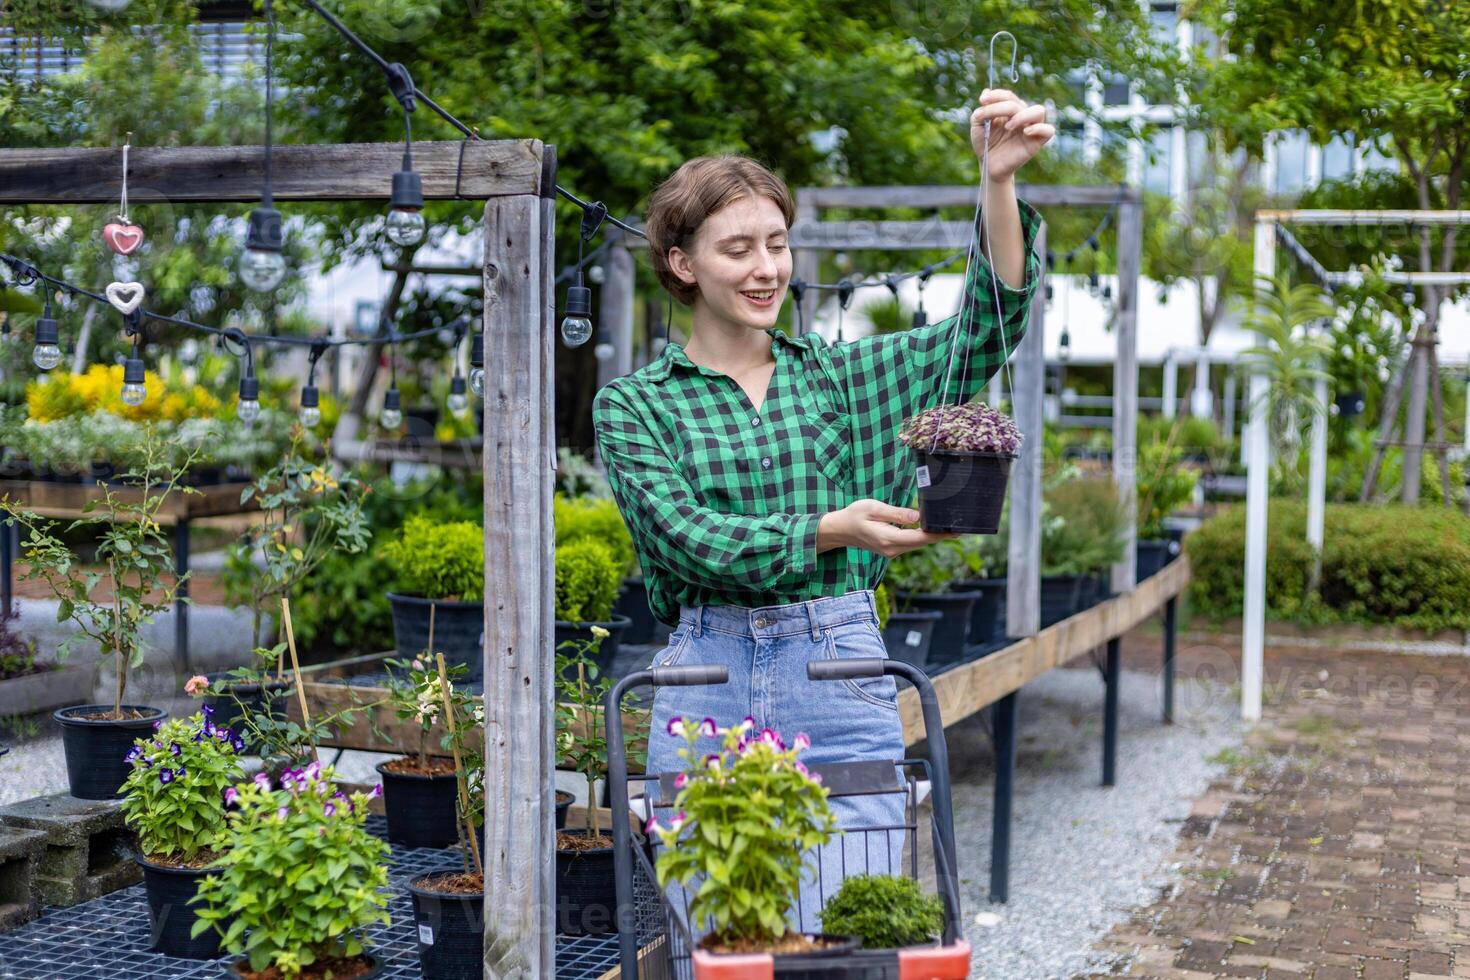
top-left (482, 141), bottom-right (556, 977)
top-left (1111, 198), bottom-right (1142, 595)
top-left (1242, 216), bottom-right (1274, 723)
top-left (597, 233), bottom-right (635, 389)
top-left (793, 192), bottom-right (820, 330)
top-left (1006, 224), bottom-right (1045, 638)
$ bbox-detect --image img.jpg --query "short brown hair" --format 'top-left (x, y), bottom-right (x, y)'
top-left (644, 155), bottom-right (795, 307)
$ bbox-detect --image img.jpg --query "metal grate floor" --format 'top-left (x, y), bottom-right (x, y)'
top-left (0, 816), bottom-right (652, 980)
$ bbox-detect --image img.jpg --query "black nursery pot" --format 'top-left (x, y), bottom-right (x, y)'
top-left (54, 704), bottom-right (168, 800)
top-left (409, 871), bottom-right (484, 980)
top-left (387, 593), bottom-right (485, 683)
top-left (1040, 575), bottom-right (1095, 628)
top-left (613, 578), bottom-right (660, 645)
top-left (554, 614), bottom-right (633, 676)
top-left (137, 854), bottom-right (221, 960)
top-left (892, 591), bottom-right (979, 669)
top-left (1136, 539), bottom-right (1171, 581)
top-left (953, 577), bottom-right (1008, 646)
top-left (912, 449), bottom-right (1015, 534)
top-left (555, 828), bottom-right (619, 936)
top-left (881, 610), bottom-right (944, 670)
top-left (375, 760), bottom-right (461, 849)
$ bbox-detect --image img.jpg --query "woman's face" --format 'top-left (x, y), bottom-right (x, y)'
top-left (668, 195), bottom-right (791, 333)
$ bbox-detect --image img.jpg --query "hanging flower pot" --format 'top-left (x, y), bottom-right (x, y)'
top-left (899, 402), bottom-right (1022, 534)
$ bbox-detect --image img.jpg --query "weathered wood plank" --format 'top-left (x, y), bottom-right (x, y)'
top-left (897, 556), bottom-right (1191, 745)
top-left (800, 183), bottom-right (1137, 209)
top-left (1006, 223), bottom-right (1045, 639)
top-left (1110, 200), bottom-right (1143, 594)
top-left (0, 141), bottom-right (543, 203)
top-left (0, 480), bottom-right (257, 522)
top-left (790, 220), bottom-right (977, 252)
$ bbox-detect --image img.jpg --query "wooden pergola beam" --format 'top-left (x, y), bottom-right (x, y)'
top-left (799, 183), bottom-right (1139, 209)
top-left (0, 140), bottom-right (545, 203)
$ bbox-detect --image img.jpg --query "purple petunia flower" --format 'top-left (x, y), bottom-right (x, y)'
top-left (323, 802), bottom-right (336, 818)
top-left (698, 717), bottom-right (718, 737)
top-left (793, 732), bottom-right (811, 752)
top-left (152, 720), bottom-right (164, 731)
top-left (674, 772), bottom-right (687, 789)
top-left (224, 787), bottom-right (238, 806)
top-left (276, 806), bottom-right (289, 820)
top-left (254, 772), bottom-right (272, 791)
top-left (304, 761), bottom-right (322, 783)
top-left (666, 718), bottom-right (686, 738)
top-left (158, 768), bottom-right (174, 785)
top-left (125, 746), bottom-right (142, 764)
top-left (175, 766), bottom-right (186, 779)
top-left (703, 754), bottom-right (721, 771)
top-left (230, 736), bottom-right (246, 754)
top-left (201, 704), bottom-right (214, 718)
top-left (368, 784), bottom-right (383, 800)
top-left (170, 743), bottom-right (182, 757)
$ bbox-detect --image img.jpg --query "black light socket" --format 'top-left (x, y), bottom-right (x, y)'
top-left (300, 384), bottom-right (319, 409)
top-left (911, 310), bottom-right (928, 330)
top-left (449, 376), bottom-right (466, 397)
top-left (245, 207), bottom-right (284, 252)
top-left (123, 357), bottom-right (145, 385)
top-left (239, 374), bottom-right (259, 402)
top-left (390, 169), bottom-right (423, 211)
top-left (565, 285), bottom-right (592, 318)
top-left (470, 332), bottom-right (484, 369)
top-left (383, 387), bottom-right (401, 411)
top-left (34, 316), bottom-right (59, 347)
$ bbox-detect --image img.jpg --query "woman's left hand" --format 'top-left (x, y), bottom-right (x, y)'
top-left (970, 88), bottom-right (1054, 182)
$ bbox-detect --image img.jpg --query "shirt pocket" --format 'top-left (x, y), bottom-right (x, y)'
top-left (673, 425), bottom-right (750, 506)
top-left (802, 410), bottom-right (854, 487)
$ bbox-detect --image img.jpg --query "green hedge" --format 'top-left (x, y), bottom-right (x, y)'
top-left (1187, 500), bottom-right (1470, 632)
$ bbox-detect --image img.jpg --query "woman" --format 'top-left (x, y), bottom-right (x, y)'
top-left (593, 87), bottom-right (1052, 930)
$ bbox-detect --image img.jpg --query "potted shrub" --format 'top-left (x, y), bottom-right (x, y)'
top-left (554, 538), bottom-right (632, 675)
top-left (192, 764), bottom-right (391, 979)
top-left (554, 628), bottom-right (621, 936)
top-left (382, 514), bottom-right (485, 682)
top-left (811, 874), bottom-right (969, 976)
top-left (1135, 441), bottom-right (1198, 580)
top-left (376, 655), bottom-right (475, 849)
top-left (951, 531), bottom-right (1010, 648)
top-left (875, 582), bottom-right (943, 670)
top-left (898, 400), bottom-right (1023, 534)
top-left (219, 438), bottom-right (370, 716)
top-left (119, 708), bottom-right (247, 959)
top-left (884, 540), bottom-right (977, 668)
top-left (1040, 478), bottom-right (1127, 626)
top-left (407, 653), bottom-right (487, 980)
top-left (556, 495), bottom-right (652, 643)
top-left (0, 437), bottom-right (191, 799)
top-left (650, 717), bottom-right (856, 974)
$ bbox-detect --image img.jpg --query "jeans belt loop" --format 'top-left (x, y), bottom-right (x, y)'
top-left (693, 605), bottom-right (703, 638)
top-left (807, 599), bottom-right (821, 642)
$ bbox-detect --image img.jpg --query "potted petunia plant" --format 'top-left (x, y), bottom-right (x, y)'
top-left (192, 763), bottom-right (391, 979)
top-left (0, 435), bottom-right (193, 799)
top-left (119, 708), bottom-right (247, 959)
top-left (898, 400), bottom-right (1022, 535)
top-left (650, 717), bottom-right (853, 973)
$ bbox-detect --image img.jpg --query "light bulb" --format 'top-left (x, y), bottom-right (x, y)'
top-left (469, 367), bottom-right (486, 397)
top-left (237, 398), bottom-right (260, 423)
top-left (447, 376), bottom-right (468, 415)
top-left (239, 247), bottom-right (286, 292)
top-left (381, 387), bottom-right (402, 429)
top-left (385, 208), bottom-right (426, 247)
top-left (120, 356), bottom-right (146, 406)
top-left (32, 344), bottom-right (62, 370)
top-left (121, 382), bottom-right (147, 406)
top-left (237, 373), bottom-right (260, 422)
top-left (561, 316), bottom-right (593, 348)
top-left (594, 341), bottom-right (614, 362)
top-left (300, 405), bottom-right (322, 428)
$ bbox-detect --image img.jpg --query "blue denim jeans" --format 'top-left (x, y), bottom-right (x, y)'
top-left (642, 589), bottom-right (908, 939)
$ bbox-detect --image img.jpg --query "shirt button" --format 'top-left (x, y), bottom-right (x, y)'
top-left (751, 415), bottom-right (760, 426)
top-left (761, 457), bottom-right (772, 469)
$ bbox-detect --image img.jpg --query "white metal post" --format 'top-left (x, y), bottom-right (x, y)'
top-left (1242, 217), bottom-right (1274, 723)
top-left (1162, 354), bottom-right (1178, 420)
top-left (1307, 371), bottom-right (1328, 586)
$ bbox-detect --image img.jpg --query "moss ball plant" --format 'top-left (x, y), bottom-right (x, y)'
top-left (817, 874), bottom-right (944, 949)
top-left (554, 538), bottom-right (622, 624)
top-left (381, 515), bottom-right (483, 601)
top-left (554, 495), bottom-right (637, 578)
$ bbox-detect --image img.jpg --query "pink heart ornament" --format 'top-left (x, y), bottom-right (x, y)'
top-left (105, 281), bottom-right (145, 316)
top-left (103, 222), bottom-right (145, 256)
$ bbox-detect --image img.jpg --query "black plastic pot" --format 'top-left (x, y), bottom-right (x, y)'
top-left (891, 591), bottom-right (978, 668)
top-left (555, 828), bottom-right (618, 936)
top-left (409, 871), bottom-right (484, 980)
top-left (387, 593), bottom-right (485, 683)
top-left (554, 614), bottom-right (633, 676)
top-left (1136, 539), bottom-right (1171, 580)
top-left (137, 854), bottom-right (222, 959)
top-left (881, 610), bottom-right (943, 670)
top-left (1335, 391), bottom-right (1365, 420)
top-left (201, 680), bottom-right (291, 753)
top-left (1040, 575), bottom-right (1094, 627)
top-left (953, 577), bottom-right (1008, 646)
top-left (376, 760), bottom-right (461, 849)
top-left (54, 704), bottom-right (168, 800)
top-left (613, 578), bottom-right (660, 645)
top-left (912, 449), bottom-right (1015, 534)
top-left (1164, 525), bottom-right (1186, 563)
top-left (226, 952), bottom-right (384, 978)
top-left (556, 789), bottom-right (574, 829)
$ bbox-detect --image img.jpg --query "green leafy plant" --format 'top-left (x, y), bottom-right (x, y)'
top-left (0, 604), bottom-right (38, 680)
top-left (873, 583), bottom-right (891, 631)
top-left (0, 432), bottom-right (194, 717)
top-left (223, 436), bottom-right (371, 652)
top-left (383, 654), bottom-right (480, 781)
top-left (884, 540), bottom-right (969, 600)
top-left (818, 874), bottom-right (944, 949)
top-left (381, 514), bottom-right (484, 601)
top-left (555, 627), bottom-right (614, 842)
top-left (192, 763), bottom-right (391, 978)
top-left (554, 494), bottom-right (637, 578)
top-left (554, 538), bottom-right (621, 624)
top-left (120, 710), bottom-right (247, 863)
top-left (650, 718), bottom-right (836, 948)
top-left (1135, 440), bottom-right (1199, 540)
top-left (1041, 478), bottom-right (1128, 576)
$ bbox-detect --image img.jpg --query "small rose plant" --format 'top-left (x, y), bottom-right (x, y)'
top-left (191, 763), bottom-right (391, 978)
top-left (650, 718), bottom-right (836, 946)
top-left (898, 401), bottom-right (1022, 455)
top-left (119, 708), bottom-right (247, 863)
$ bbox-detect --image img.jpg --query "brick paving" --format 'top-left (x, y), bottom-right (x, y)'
top-left (1078, 636), bottom-right (1470, 980)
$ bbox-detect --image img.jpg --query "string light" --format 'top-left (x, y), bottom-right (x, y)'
top-left (468, 331), bottom-right (486, 397)
top-left (299, 384), bottom-right (321, 427)
top-left (386, 108), bottom-right (426, 248)
top-left (121, 345), bottom-right (147, 406)
top-left (32, 294), bottom-right (62, 371)
top-left (237, 345), bottom-right (261, 422)
top-left (380, 387), bottom-right (402, 428)
top-left (241, 0), bottom-right (286, 292)
top-left (561, 202), bottom-right (605, 349)
top-left (447, 376), bottom-right (468, 415)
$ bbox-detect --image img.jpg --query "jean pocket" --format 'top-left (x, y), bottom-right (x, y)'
top-left (654, 628), bottom-right (694, 669)
top-left (822, 622), bottom-right (898, 710)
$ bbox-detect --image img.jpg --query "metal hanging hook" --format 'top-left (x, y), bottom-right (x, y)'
top-left (988, 31), bottom-right (1019, 90)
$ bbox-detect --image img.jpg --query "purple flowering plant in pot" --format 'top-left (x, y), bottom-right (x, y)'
top-left (650, 718), bottom-right (858, 971)
top-left (119, 707), bottom-right (247, 959)
top-left (898, 401), bottom-right (1023, 535)
top-left (192, 763), bottom-right (391, 980)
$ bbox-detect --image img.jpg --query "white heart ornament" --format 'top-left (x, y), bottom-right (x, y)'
top-left (106, 281), bottom-right (145, 316)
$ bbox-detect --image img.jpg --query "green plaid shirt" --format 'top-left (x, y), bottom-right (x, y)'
top-left (593, 201), bottom-right (1042, 627)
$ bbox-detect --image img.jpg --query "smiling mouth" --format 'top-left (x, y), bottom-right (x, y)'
top-left (740, 290), bottom-right (777, 304)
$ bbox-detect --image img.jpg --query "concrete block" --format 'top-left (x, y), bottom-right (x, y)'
top-left (0, 794), bottom-right (140, 907)
top-left (0, 825), bottom-right (47, 930)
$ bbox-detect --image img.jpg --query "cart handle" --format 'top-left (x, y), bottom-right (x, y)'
top-left (650, 664), bottom-right (729, 687)
top-left (808, 658), bottom-right (885, 680)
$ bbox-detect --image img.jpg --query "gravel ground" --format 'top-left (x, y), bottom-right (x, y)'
top-left (947, 664), bottom-right (1242, 980)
